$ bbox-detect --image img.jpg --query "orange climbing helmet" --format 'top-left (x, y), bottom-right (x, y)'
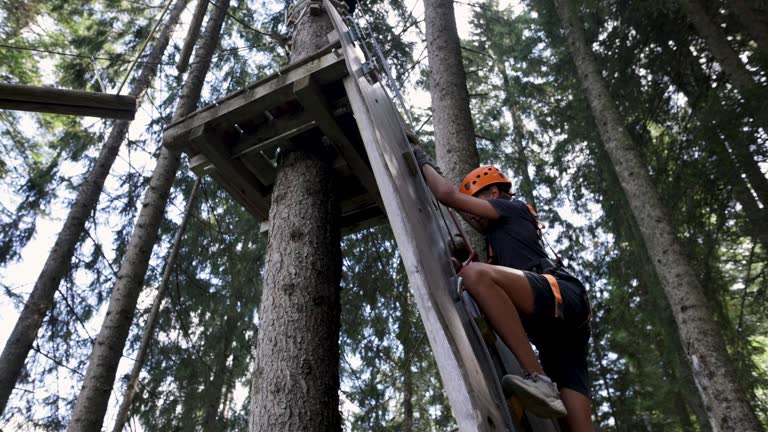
top-left (460, 165), bottom-right (512, 196)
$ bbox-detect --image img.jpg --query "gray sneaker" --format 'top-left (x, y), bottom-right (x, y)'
top-left (502, 372), bottom-right (567, 418)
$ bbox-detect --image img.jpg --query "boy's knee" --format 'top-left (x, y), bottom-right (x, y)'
top-left (462, 263), bottom-right (490, 293)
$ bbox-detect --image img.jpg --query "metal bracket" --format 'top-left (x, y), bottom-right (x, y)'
top-left (347, 24), bottom-right (361, 42)
top-left (361, 60), bottom-right (379, 83)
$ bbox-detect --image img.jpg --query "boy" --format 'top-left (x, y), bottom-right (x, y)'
top-left (414, 150), bottom-right (594, 432)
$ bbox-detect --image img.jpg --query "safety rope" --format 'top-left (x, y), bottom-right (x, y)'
top-left (447, 207), bottom-right (477, 265)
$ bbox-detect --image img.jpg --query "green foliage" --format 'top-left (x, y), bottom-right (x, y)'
top-left (460, 0), bottom-right (768, 428)
top-left (2, 0), bottom-right (767, 429)
top-left (341, 226), bottom-right (455, 431)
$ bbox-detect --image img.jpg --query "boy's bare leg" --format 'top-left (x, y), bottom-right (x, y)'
top-left (462, 263), bottom-right (543, 374)
top-left (558, 388), bottom-right (594, 432)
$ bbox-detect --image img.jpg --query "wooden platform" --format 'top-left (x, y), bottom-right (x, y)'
top-left (163, 39), bottom-right (383, 232)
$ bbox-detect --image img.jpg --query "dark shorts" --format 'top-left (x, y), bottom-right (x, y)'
top-left (523, 270), bottom-right (591, 397)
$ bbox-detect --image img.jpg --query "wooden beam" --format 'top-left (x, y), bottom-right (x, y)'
top-left (232, 114), bottom-right (317, 157)
top-left (239, 152), bottom-right (276, 187)
top-left (292, 75), bottom-right (382, 209)
top-left (189, 153), bottom-right (213, 176)
top-left (163, 50), bottom-right (346, 150)
top-left (0, 83), bottom-right (136, 119)
top-left (188, 125), bottom-right (270, 219)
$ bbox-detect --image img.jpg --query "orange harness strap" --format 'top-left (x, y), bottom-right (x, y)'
top-left (542, 274), bottom-right (563, 318)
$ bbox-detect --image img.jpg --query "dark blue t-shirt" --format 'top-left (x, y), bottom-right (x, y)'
top-left (486, 199), bottom-right (549, 270)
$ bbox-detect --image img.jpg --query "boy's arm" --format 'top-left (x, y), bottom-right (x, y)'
top-left (458, 210), bottom-right (486, 233)
top-left (417, 159), bottom-right (499, 221)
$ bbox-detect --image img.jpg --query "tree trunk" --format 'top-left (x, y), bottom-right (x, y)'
top-left (665, 48), bottom-right (768, 248)
top-left (248, 3), bottom-right (341, 431)
top-left (423, 0), bottom-right (485, 256)
top-left (396, 283), bottom-right (414, 432)
top-left (67, 2), bottom-right (227, 430)
top-left (110, 179), bottom-right (199, 432)
top-left (729, 0), bottom-right (768, 59)
top-left (715, 141), bottom-right (768, 247)
top-left (677, 0), bottom-right (768, 125)
top-left (673, 389), bottom-right (697, 432)
top-left (668, 22), bottom-right (768, 208)
top-left (552, 0), bottom-right (763, 430)
top-left (201, 312), bottom-right (235, 432)
top-left (402, 361), bottom-right (414, 432)
top-left (510, 110), bottom-right (537, 207)
top-left (176, 0), bottom-right (209, 74)
top-left (726, 140), bottom-right (768, 208)
top-left (0, 0), bottom-right (188, 416)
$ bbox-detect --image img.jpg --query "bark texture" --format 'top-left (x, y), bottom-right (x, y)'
top-left (248, 4), bottom-right (341, 432)
top-left (110, 179), bottom-right (199, 432)
top-left (67, 2), bottom-right (227, 430)
top-left (423, 0), bottom-right (484, 254)
top-left (553, 0), bottom-right (763, 430)
top-left (0, 0), bottom-right (188, 416)
top-left (177, 0), bottom-right (209, 73)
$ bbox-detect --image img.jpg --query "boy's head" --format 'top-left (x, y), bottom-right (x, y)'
top-left (460, 165), bottom-right (512, 200)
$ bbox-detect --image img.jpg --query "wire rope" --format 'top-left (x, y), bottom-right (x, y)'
top-left (116, 0), bottom-right (176, 94)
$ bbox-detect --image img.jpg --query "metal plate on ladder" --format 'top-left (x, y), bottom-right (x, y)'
top-left (325, 3), bottom-right (516, 430)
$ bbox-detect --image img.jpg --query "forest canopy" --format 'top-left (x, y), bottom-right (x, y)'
top-left (0, 0), bottom-right (766, 430)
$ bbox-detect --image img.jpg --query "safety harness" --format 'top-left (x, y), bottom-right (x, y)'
top-left (469, 203), bottom-right (565, 319)
top-left (524, 204), bottom-right (564, 318)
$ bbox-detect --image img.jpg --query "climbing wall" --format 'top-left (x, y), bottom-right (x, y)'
top-left (325, 3), bottom-right (559, 431)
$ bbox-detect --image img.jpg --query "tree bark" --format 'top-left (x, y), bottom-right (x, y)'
top-left (677, 0), bottom-right (768, 125)
top-left (728, 0), bottom-right (768, 59)
top-left (201, 312), bottom-right (236, 432)
top-left (423, 0), bottom-right (485, 256)
top-left (110, 179), bottom-right (199, 432)
top-left (248, 3), bottom-right (341, 431)
top-left (177, 0), bottom-right (209, 74)
top-left (67, 2), bottom-right (227, 430)
top-left (552, 0), bottom-right (763, 430)
top-left (0, 0), bottom-right (188, 416)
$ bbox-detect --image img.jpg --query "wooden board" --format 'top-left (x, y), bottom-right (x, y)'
top-left (0, 83), bottom-right (136, 119)
top-left (325, 2), bottom-right (519, 430)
